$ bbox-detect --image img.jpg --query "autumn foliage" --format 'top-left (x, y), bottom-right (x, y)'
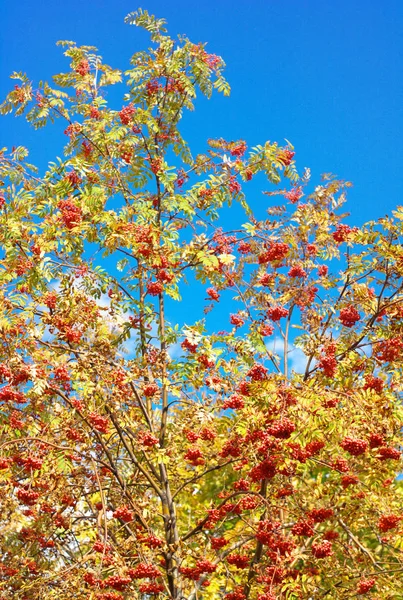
top-left (0, 8), bottom-right (403, 600)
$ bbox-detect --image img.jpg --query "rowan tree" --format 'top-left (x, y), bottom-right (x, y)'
top-left (0, 8), bottom-right (402, 600)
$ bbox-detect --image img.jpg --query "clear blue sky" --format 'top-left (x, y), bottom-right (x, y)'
top-left (1, 0), bottom-right (402, 225)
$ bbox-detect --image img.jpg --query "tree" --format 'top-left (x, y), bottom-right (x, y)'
top-left (0, 8), bottom-right (402, 600)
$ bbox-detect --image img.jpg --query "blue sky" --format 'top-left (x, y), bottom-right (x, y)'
top-left (1, 1), bottom-right (403, 357)
top-left (1, 0), bottom-right (402, 225)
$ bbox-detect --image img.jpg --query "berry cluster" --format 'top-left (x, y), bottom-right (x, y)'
top-left (291, 519), bottom-right (315, 537)
top-left (222, 394), bottom-right (245, 410)
top-left (258, 242), bottom-right (289, 264)
top-left (332, 224), bottom-right (356, 243)
top-left (311, 540), bottom-right (333, 558)
top-left (207, 287), bottom-right (220, 301)
top-left (230, 314), bottom-right (245, 327)
top-left (143, 383), bottom-right (159, 397)
top-left (128, 563), bottom-right (161, 579)
top-left (356, 578), bottom-right (376, 594)
top-left (88, 413), bottom-right (109, 434)
top-left (57, 199), bottom-right (82, 230)
top-left (340, 436), bottom-right (368, 456)
top-left (210, 536), bottom-right (228, 549)
top-left (285, 186), bottom-right (303, 203)
top-left (339, 306), bottom-right (361, 327)
top-left (318, 343), bottom-right (337, 377)
top-left (378, 514), bottom-right (401, 532)
top-left (288, 264), bottom-right (307, 278)
top-left (119, 103), bottom-right (136, 125)
top-left (247, 363), bottom-right (268, 381)
top-left (16, 488), bottom-right (40, 506)
top-left (75, 59), bottom-right (90, 76)
top-left (138, 431), bottom-right (159, 448)
top-left (113, 505), bottom-right (134, 523)
top-left (230, 141), bottom-right (247, 157)
top-left (267, 306), bottom-right (289, 321)
top-left (267, 418), bottom-right (296, 439)
top-left (103, 575), bottom-right (132, 591)
top-left (184, 448), bottom-right (204, 466)
top-left (146, 281), bottom-right (164, 296)
top-left (277, 149), bottom-right (295, 166)
top-left (227, 554), bottom-right (250, 569)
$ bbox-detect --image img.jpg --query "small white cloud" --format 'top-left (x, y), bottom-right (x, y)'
top-left (266, 336), bottom-right (309, 374)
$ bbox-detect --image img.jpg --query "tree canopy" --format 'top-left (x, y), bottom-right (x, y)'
top-left (0, 8), bottom-right (402, 600)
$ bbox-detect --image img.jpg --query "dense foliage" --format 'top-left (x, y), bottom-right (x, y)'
top-left (0, 8), bottom-right (402, 600)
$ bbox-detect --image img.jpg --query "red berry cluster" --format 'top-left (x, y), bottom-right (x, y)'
top-left (339, 306), bottom-right (361, 327)
top-left (229, 176), bottom-right (241, 194)
top-left (113, 505), bottom-right (134, 522)
top-left (93, 541), bottom-right (111, 553)
top-left (0, 386), bottom-right (25, 404)
top-left (288, 264), bottom-right (307, 278)
top-left (184, 448), bottom-right (204, 466)
top-left (225, 587), bottom-right (246, 600)
top-left (15, 257), bottom-right (33, 276)
top-left (89, 106), bottom-right (101, 119)
top-left (181, 339), bottom-right (198, 353)
top-left (247, 363), bottom-right (268, 381)
top-left (277, 149), bottom-right (295, 166)
top-left (250, 458), bottom-right (277, 482)
top-left (318, 343), bottom-right (337, 377)
top-left (259, 273), bottom-right (274, 287)
top-left (285, 186), bottom-right (303, 203)
top-left (138, 431), bottom-right (159, 448)
top-left (311, 540), bottom-right (333, 558)
top-left (128, 563), bottom-right (161, 579)
top-left (341, 475), bottom-right (359, 488)
top-left (340, 436), bottom-right (368, 456)
top-left (238, 241), bottom-right (251, 254)
top-left (356, 578), bottom-right (376, 594)
top-left (64, 123), bottom-right (82, 137)
top-left (332, 223), bottom-right (356, 243)
top-left (259, 323), bottom-right (274, 337)
top-left (222, 394), bottom-right (245, 410)
top-left (258, 242), bottom-right (289, 264)
top-left (143, 383), bottom-right (159, 397)
top-left (375, 336), bottom-right (403, 363)
top-left (150, 157), bottom-right (163, 174)
top-left (103, 575), bottom-right (132, 591)
top-left (378, 514), bottom-right (401, 532)
top-left (291, 519), bottom-right (315, 537)
top-left (88, 413), bottom-right (109, 434)
top-left (267, 418), bottom-right (296, 439)
top-left (267, 306), bottom-right (289, 322)
top-left (57, 198), bottom-right (82, 230)
top-left (363, 375), bottom-right (384, 393)
top-left (119, 103), bottom-right (136, 125)
top-left (377, 446), bottom-right (401, 460)
top-left (75, 59), bottom-right (90, 76)
top-left (16, 488), bottom-right (40, 506)
top-left (230, 314), bottom-right (245, 327)
top-left (207, 287), bottom-right (220, 301)
top-left (230, 141), bottom-right (247, 157)
top-left (64, 170), bottom-right (82, 188)
top-left (146, 281), bottom-right (163, 296)
top-left (219, 438), bottom-right (242, 459)
top-left (197, 354), bottom-right (215, 369)
top-left (308, 508), bottom-right (333, 523)
top-left (138, 582), bottom-right (164, 594)
top-left (140, 534), bottom-right (163, 549)
top-left (227, 554), bottom-right (250, 569)
top-left (211, 536), bottom-right (228, 549)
